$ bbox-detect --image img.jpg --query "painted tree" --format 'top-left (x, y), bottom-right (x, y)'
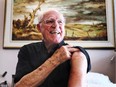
top-left (27, 0), bottom-right (45, 27)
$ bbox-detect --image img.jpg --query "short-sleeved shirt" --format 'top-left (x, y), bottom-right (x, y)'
top-left (14, 40), bottom-right (91, 87)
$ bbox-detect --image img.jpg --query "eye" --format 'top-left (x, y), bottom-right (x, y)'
top-left (58, 20), bottom-right (63, 24)
top-left (45, 19), bottom-right (54, 24)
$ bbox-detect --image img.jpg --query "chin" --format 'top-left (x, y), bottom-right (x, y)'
top-left (53, 39), bottom-right (62, 44)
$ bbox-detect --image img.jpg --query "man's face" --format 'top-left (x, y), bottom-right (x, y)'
top-left (39, 11), bottom-right (65, 44)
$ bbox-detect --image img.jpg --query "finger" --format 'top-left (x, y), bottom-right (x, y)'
top-left (68, 47), bottom-right (80, 53)
top-left (64, 45), bottom-right (73, 48)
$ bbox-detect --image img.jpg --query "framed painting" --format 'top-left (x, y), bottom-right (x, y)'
top-left (3, 0), bottom-right (115, 49)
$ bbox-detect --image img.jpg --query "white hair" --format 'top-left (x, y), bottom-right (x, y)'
top-left (38, 9), bottom-right (65, 24)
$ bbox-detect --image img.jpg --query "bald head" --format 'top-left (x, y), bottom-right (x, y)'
top-left (38, 9), bottom-right (65, 24)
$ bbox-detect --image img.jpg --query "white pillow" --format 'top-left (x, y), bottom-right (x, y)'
top-left (87, 72), bottom-right (111, 85)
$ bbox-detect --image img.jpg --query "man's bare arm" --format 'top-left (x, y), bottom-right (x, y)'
top-left (68, 51), bottom-right (87, 87)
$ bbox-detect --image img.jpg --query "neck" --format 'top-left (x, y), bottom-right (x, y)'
top-left (44, 41), bottom-right (57, 53)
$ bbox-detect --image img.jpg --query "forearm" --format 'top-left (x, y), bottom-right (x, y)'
top-left (15, 56), bottom-right (61, 87)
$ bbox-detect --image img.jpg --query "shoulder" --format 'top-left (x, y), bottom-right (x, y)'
top-left (74, 46), bottom-right (91, 72)
top-left (18, 42), bottom-right (44, 58)
top-left (21, 42), bottom-right (42, 49)
top-left (19, 42), bottom-right (44, 53)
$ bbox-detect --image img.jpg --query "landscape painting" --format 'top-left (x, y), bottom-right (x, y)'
top-left (3, 0), bottom-right (115, 48)
top-left (13, 0), bottom-right (107, 40)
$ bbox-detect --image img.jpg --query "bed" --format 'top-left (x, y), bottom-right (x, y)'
top-left (10, 72), bottom-right (116, 87)
top-left (87, 72), bottom-right (116, 87)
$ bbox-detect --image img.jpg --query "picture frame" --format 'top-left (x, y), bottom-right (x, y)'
top-left (3, 0), bottom-right (115, 49)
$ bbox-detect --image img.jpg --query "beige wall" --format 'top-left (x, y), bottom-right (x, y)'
top-left (0, 0), bottom-right (115, 86)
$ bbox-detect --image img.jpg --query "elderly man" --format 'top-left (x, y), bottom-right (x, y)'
top-left (14, 9), bottom-right (91, 87)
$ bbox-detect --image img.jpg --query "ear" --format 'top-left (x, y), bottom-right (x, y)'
top-left (37, 24), bottom-right (41, 32)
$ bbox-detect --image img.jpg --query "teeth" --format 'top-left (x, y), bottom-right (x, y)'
top-left (50, 31), bottom-right (60, 34)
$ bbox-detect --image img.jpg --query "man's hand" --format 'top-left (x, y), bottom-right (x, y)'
top-left (52, 45), bottom-right (79, 64)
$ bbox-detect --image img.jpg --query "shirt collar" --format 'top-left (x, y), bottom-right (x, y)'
top-left (42, 40), bottom-right (67, 53)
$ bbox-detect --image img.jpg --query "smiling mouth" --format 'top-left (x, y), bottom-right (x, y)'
top-left (50, 31), bottom-right (60, 34)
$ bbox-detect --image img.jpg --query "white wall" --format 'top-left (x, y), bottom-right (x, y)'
top-left (114, 0), bottom-right (116, 82)
top-left (0, 0), bottom-right (115, 86)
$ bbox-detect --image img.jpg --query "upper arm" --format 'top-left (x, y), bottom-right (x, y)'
top-left (74, 46), bottom-right (91, 72)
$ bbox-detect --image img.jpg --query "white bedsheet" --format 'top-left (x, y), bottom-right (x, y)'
top-left (87, 72), bottom-right (116, 87)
